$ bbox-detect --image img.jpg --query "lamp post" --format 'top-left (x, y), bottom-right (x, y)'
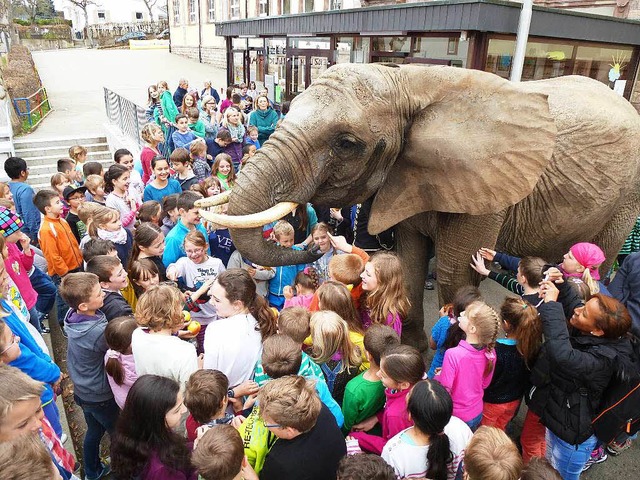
top-left (510, 0), bottom-right (533, 82)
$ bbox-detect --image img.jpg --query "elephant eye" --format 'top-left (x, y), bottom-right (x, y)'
top-left (334, 136), bottom-right (361, 154)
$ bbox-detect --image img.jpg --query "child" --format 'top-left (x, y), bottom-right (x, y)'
top-left (360, 252), bottom-right (409, 337)
top-left (482, 297), bottom-right (542, 430)
top-left (33, 189), bottom-right (83, 326)
top-left (342, 324), bottom-right (400, 434)
top-left (316, 249), bottom-right (369, 311)
top-left (140, 123), bottom-right (164, 184)
top-left (105, 163), bottom-right (139, 231)
top-left (184, 369), bottom-right (235, 442)
top-left (57, 159), bottom-right (82, 187)
top-left (131, 284), bottom-right (198, 386)
top-left (60, 272), bottom-right (118, 480)
top-left (240, 144), bottom-right (256, 170)
top-left (201, 176), bottom-right (223, 197)
top-left (172, 114), bottom-right (199, 151)
top-left (190, 139), bottom-right (212, 182)
top-left (82, 161), bottom-right (104, 179)
top-left (463, 426), bottom-right (523, 480)
top-left (381, 379), bottom-right (473, 480)
top-left (227, 250), bottom-right (274, 298)
top-left (111, 375), bottom-right (196, 480)
top-left (171, 148), bottom-right (199, 191)
top-left (209, 130), bottom-right (233, 164)
top-left (309, 311), bottom-right (362, 405)
top-left (520, 457), bottom-right (563, 480)
top-left (62, 185), bottom-right (87, 243)
top-left (166, 230), bottom-right (225, 352)
top-left (221, 107), bottom-right (245, 170)
top-left (347, 344), bottom-right (424, 455)
top-left (337, 454), bottom-right (396, 480)
top-left (187, 107), bottom-right (206, 138)
top-left (268, 220), bottom-right (304, 309)
top-left (209, 206), bottom-right (236, 267)
top-left (559, 242), bottom-right (609, 294)
top-left (246, 125), bottom-right (261, 149)
top-left (84, 174), bottom-right (106, 205)
top-left (309, 223), bottom-right (352, 283)
top-left (86, 255), bottom-right (133, 321)
top-left (4, 157), bottom-right (41, 243)
top-left (0, 432), bottom-right (69, 480)
top-left (85, 206), bottom-right (133, 266)
top-left (258, 376), bottom-right (346, 480)
top-left (50, 173), bottom-right (71, 218)
top-left (192, 424), bottom-right (259, 480)
top-left (136, 200), bottom-right (161, 226)
top-left (114, 148), bottom-right (145, 205)
top-left (129, 259), bottom-right (160, 298)
top-left (130, 222), bottom-right (167, 281)
top-left (212, 153), bottom-right (236, 191)
top-left (68, 144), bottom-right (87, 183)
top-left (160, 193), bottom-right (180, 236)
top-left (104, 315), bottom-right (138, 409)
top-left (436, 301), bottom-right (499, 431)
top-left (163, 191), bottom-right (210, 267)
top-left (143, 156), bottom-right (182, 202)
top-left (283, 266), bottom-right (319, 309)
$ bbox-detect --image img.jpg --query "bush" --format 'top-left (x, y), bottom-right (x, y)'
top-left (13, 19), bottom-right (30, 26)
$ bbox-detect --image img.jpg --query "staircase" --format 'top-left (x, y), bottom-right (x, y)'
top-left (13, 136), bottom-right (112, 191)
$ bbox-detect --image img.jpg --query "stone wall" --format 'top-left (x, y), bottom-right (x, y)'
top-left (171, 45), bottom-right (227, 70)
top-left (19, 38), bottom-right (76, 50)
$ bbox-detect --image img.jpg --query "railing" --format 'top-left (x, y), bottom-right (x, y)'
top-left (13, 87), bottom-right (52, 129)
top-left (103, 87), bottom-right (148, 147)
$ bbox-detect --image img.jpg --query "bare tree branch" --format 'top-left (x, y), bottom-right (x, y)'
top-left (141, 0), bottom-right (160, 22)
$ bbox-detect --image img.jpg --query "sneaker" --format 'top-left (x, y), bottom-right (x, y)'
top-left (40, 323), bottom-right (50, 334)
top-left (606, 439), bottom-right (632, 456)
top-left (424, 281), bottom-right (434, 290)
top-left (84, 462), bottom-right (111, 480)
top-left (582, 445), bottom-right (608, 472)
top-left (60, 433), bottom-right (68, 444)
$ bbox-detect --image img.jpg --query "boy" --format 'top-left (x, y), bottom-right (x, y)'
top-left (209, 205), bottom-right (236, 267)
top-left (34, 189), bottom-right (83, 327)
top-left (170, 148), bottom-right (199, 191)
top-left (190, 139), bottom-right (212, 182)
top-left (57, 159), bottom-right (82, 187)
top-left (209, 130), bottom-right (233, 164)
top-left (187, 107), bottom-right (206, 138)
top-left (259, 376), bottom-right (346, 480)
top-left (3, 157), bottom-right (40, 243)
top-left (62, 185), bottom-right (87, 243)
top-left (246, 125), bottom-right (261, 149)
top-left (192, 424), bottom-right (258, 480)
top-left (60, 272), bottom-right (116, 480)
top-left (163, 191), bottom-right (210, 266)
top-left (268, 221), bottom-right (305, 309)
top-left (82, 161), bottom-right (104, 179)
top-left (172, 114), bottom-right (198, 150)
top-left (85, 255), bottom-right (133, 321)
top-left (337, 454), bottom-right (396, 480)
top-left (341, 324), bottom-right (400, 434)
top-left (83, 174), bottom-right (106, 205)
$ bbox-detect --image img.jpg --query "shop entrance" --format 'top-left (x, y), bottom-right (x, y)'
top-left (285, 49), bottom-right (331, 99)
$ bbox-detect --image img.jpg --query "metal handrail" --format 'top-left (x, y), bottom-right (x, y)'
top-left (103, 87), bottom-right (148, 147)
top-left (13, 87), bottom-right (52, 127)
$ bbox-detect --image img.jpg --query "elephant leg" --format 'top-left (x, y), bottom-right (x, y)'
top-left (396, 220), bottom-right (430, 354)
top-left (435, 211), bottom-right (507, 305)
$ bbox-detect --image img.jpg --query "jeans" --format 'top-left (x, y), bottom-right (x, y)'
top-left (74, 395), bottom-right (119, 480)
top-left (546, 429), bottom-right (598, 480)
top-left (465, 412), bottom-right (483, 432)
top-left (28, 305), bottom-right (42, 332)
top-left (30, 266), bottom-right (56, 318)
top-left (43, 399), bottom-right (63, 438)
top-left (51, 274), bottom-right (70, 327)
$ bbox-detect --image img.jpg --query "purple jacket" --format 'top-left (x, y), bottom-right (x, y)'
top-left (141, 451), bottom-right (197, 480)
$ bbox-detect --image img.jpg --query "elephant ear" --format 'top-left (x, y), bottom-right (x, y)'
top-left (369, 68), bottom-right (557, 234)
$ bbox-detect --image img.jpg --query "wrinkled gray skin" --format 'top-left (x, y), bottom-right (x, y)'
top-left (228, 63), bottom-right (640, 351)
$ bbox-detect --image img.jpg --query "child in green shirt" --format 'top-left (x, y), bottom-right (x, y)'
top-left (187, 107), bottom-right (206, 138)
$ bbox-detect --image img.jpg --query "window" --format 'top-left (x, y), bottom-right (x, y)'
top-left (97, 10), bottom-right (106, 20)
top-left (172, 0), bottom-right (180, 24)
top-left (221, 0), bottom-right (229, 20)
top-left (189, 0), bottom-right (197, 23)
top-left (258, 0), bottom-right (268, 16)
top-left (230, 0), bottom-right (241, 19)
top-left (208, 0), bottom-right (215, 21)
top-left (135, 12), bottom-right (143, 20)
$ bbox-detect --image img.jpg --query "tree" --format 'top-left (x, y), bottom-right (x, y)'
top-left (17, 0), bottom-right (48, 23)
top-left (142, 0), bottom-right (162, 22)
top-left (66, 0), bottom-right (98, 45)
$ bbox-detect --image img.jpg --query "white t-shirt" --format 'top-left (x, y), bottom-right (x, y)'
top-left (203, 312), bottom-right (262, 388)
top-left (128, 169), bottom-right (144, 204)
top-left (168, 256), bottom-right (225, 324)
top-left (131, 328), bottom-right (198, 387)
top-left (381, 416), bottom-right (472, 480)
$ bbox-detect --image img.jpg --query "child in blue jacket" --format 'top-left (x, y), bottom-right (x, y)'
top-left (268, 221), bottom-right (305, 310)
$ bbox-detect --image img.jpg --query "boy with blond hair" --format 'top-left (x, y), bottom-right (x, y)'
top-left (268, 221), bottom-right (305, 310)
top-left (192, 424), bottom-right (258, 480)
top-left (464, 426), bottom-right (523, 480)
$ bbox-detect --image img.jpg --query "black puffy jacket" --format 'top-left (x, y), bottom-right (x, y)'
top-left (527, 301), bottom-right (634, 445)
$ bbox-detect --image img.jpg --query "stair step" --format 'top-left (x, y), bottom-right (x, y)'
top-left (24, 151), bottom-right (112, 167)
top-left (13, 136), bottom-right (108, 150)
top-left (15, 143), bottom-right (111, 159)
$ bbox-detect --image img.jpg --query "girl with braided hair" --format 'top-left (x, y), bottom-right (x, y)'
top-left (435, 301), bottom-right (499, 431)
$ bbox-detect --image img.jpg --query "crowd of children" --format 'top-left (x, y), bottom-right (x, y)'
top-left (0, 78), bottom-right (639, 480)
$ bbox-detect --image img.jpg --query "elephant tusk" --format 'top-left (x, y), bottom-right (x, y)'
top-left (194, 190), bottom-right (231, 207)
top-left (199, 201), bottom-right (299, 228)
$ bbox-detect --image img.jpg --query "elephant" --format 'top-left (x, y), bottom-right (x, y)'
top-left (197, 63), bottom-right (640, 351)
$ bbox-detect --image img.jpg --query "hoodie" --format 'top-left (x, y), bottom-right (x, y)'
top-left (64, 309), bottom-right (113, 403)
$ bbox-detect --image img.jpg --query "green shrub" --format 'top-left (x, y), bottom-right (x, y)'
top-left (13, 19), bottom-right (30, 26)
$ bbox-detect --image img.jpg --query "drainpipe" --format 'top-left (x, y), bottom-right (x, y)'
top-left (510, 0), bottom-right (533, 82)
top-left (198, 0), bottom-right (203, 63)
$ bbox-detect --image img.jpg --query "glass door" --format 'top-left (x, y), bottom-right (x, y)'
top-left (288, 55), bottom-right (307, 96)
top-left (309, 55), bottom-right (329, 83)
top-left (249, 49), bottom-right (265, 83)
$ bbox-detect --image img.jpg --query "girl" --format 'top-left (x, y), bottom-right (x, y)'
top-left (482, 297), bottom-right (542, 430)
top-left (220, 86), bottom-right (233, 113)
top-left (283, 266), bottom-right (319, 309)
top-left (114, 148), bottom-right (145, 203)
top-left (105, 315), bottom-right (139, 409)
top-left (560, 242), bottom-right (608, 295)
top-left (180, 92), bottom-right (197, 114)
top-left (131, 285), bottom-right (199, 386)
top-left (160, 193), bottom-right (180, 236)
top-left (111, 375), bottom-right (196, 480)
top-left (347, 344), bottom-right (425, 454)
top-left (310, 311), bottom-right (362, 405)
top-left (105, 163), bottom-right (139, 231)
top-left (203, 269), bottom-right (277, 388)
top-left (382, 380), bottom-right (473, 480)
top-left (69, 145), bottom-right (87, 183)
top-left (85, 206), bottom-right (133, 266)
top-left (145, 84), bottom-right (160, 123)
top-left (309, 224), bottom-right (362, 283)
top-left (50, 173), bottom-right (70, 217)
top-left (0, 182), bottom-right (14, 207)
top-left (84, 174), bottom-right (106, 205)
top-left (436, 301), bottom-right (499, 431)
top-left (166, 230), bottom-right (226, 352)
top-left (136, 200), bottom-right (162, 226)
top-left (189, 139), bottom-right (211, 182)
top-left (317, 281), bottom-right (368, 370)
top-left (155, 81), bottom-right (179, 158)
top-left (140, 123), bottom-right (164, 184)
top-left (247, 81), bottom-right (258, 100)
top-left (360, 252), bottom-right (409, 337)
top-left (129, 222), bottom-right (167, 281)
top-left (220, 107), bottom-right (245, 170)
top-left (202, 176), bottom-right (222, 197)
top-left (212, 153), bottom-right (236, 191)
top-left (129, 259), bottom-right (160, 298)
top-left (143, 156), bottom-right (182, 202)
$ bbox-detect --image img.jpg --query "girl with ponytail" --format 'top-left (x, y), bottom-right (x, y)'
top-left (382, 380), bottom-right (473, 480)
top-left (436, 301), bottom-right (499, 431)
top-left (482, 297), bottom-right (543, 430)
top-left (559, 242), bottom-right (608, 295)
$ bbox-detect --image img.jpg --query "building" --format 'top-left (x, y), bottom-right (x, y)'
top-left (168, 0), bottom-right (640, 110)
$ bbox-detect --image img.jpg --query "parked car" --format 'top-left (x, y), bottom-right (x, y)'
top-left (156, 29), bottom-right (170, 40)
top-left (116, 31), bottom-right (147, 43)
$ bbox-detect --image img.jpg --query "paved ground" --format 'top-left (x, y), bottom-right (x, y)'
top-left (29, 48), bottom-right (227, 139)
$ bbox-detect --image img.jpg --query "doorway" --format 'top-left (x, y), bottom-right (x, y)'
top-left (285, 49), bottom-right (331, 99)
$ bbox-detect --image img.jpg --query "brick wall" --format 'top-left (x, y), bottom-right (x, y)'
top-left (170, 45), bottom-right (227, 70)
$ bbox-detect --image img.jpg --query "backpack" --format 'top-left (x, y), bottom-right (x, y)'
top-left (591, 335), bottom-right (640, 445)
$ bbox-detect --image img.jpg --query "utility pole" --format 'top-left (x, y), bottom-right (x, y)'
top-left (510, 0), bottom-right (533, 82)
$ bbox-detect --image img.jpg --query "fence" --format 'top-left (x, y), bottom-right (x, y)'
top-left (13, 87), bottom-right (52, 129)
top-left (103, 88), bottom-right (148, 147)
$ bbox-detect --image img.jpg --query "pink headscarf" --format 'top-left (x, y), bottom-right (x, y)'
top-left (569, 242), bottom-right (606, 280)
